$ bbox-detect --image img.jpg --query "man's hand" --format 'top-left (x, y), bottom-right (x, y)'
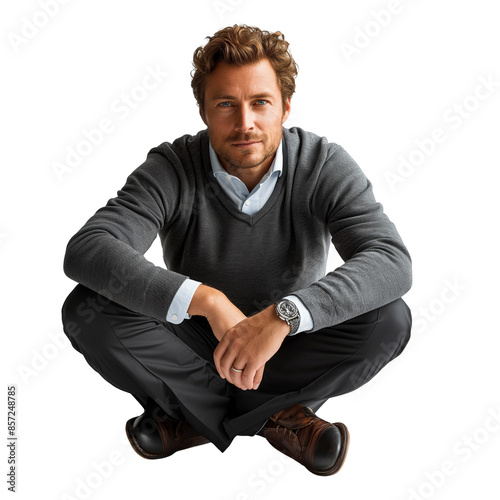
top-left (187, 285), bottom-right (290, 390)
top-left (213, 305), bottom-right (290, 391)
top-left (187, 284), bottom-right (246, 341)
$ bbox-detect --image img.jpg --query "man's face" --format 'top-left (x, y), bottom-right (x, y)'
top-left (200, 58), bottom-right (291, 174)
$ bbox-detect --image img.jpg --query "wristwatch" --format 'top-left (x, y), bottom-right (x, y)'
top-left (274, 299), bottom-right (301, 335)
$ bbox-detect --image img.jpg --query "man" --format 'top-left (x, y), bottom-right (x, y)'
top-left (62, 24), bottom-right (412, 476)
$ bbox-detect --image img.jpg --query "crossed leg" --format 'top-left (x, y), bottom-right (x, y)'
top-left (61, 284), bottom-right (411, 451)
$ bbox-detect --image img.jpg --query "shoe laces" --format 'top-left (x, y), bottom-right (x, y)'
top-left (275, 424), bottom-right (296, 440)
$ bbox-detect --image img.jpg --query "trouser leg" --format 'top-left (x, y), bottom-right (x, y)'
top-left (61, 284), bottom-right (234, 452)
top-left (62, 284), bottom-right (411, 448)
top-left (223, 298), bottom-right (412, 438)
top-left (303, 298), bottom-right (411, 413)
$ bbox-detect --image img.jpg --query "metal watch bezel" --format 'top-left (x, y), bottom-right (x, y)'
top-left (275, 299), bottom-right (300, 334)
top-left (275, 299), bottom-right (299, 320)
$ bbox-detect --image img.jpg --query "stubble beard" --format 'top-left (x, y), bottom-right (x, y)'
top-left (215, 133), bottom-right (279, 172)
top-left (219, 149), bottom-right (274, 171)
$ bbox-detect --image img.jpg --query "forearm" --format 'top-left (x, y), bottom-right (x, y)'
top-left (292, 244), bottom-right (412, 332)
top-left (188, 284), bottom-right (247, 341)
top-left (187, 284), bottom-right (225, 317)
top-left (63, 230), bottom-right (188, 322)
top-left (298, 143), bottom-right (412, 332)
top-left (213, 304), bottom-right (290, 390)
top-left (63, 145), bottom-right (190, 321)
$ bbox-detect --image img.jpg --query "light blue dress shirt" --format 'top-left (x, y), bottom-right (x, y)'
top-left (165, 139), bottom-right (313, 335)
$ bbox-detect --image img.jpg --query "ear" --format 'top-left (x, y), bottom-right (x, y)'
top-left (282, 97), bottom-right (291, 124)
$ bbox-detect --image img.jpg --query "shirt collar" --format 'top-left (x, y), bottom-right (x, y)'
top-left (209, 139), bottom-right (283, 180)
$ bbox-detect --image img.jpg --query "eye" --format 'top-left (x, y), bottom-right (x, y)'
top-left (218, 101), bottom-right (232, 107)
top-left (255, 100), bottom-right (268, 106)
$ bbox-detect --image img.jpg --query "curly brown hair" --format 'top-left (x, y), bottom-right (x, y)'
top-left (191, 25), bottom-right (298, 113)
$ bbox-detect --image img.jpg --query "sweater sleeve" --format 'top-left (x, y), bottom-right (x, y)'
top-left (291, 144), bottom-right (412, 332)
top-left (63, 145), bottom-right (189, 322)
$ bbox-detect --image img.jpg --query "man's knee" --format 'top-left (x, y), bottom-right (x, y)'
top-left (377, 298), bottom-right (412, 359)
top-left (61, 284), bottom-right (112, 351)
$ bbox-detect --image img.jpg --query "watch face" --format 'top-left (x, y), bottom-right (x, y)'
top-left (277, 300), bottom-right (298, 320)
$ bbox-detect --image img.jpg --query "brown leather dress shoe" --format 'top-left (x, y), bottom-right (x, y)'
top-left (125, 411), bottom-right (210, 460)
top-left (261, 403), bottom-right (349, 476)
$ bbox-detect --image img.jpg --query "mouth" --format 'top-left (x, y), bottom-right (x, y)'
top-left (231, 141), bottom-right (261, 148)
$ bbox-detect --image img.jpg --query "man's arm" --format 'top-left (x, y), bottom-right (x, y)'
top-left (211, 143), bottom-right (412, 390)
top-left (291, 144), bottom-right (412, 332)
top-left (63, 146), bottom-right (190, 321)
top-left (187, 284), bottom-right (288, 391)
top-left (187, 284), bottom-right (246, 341)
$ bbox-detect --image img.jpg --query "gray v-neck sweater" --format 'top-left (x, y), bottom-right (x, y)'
top-left (63, 127), bottom-right (411, 332)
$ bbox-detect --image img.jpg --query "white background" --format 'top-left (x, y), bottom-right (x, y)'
top-left (2, 0), bottom-right (500, 498)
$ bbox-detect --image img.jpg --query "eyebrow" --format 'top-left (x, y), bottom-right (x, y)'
top-left (209, 93), bottom-right (274, 101)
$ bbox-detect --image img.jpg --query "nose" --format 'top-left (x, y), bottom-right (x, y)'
top-left (234, 104), bottom-right (254, 133)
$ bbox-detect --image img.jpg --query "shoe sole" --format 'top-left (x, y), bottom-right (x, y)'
top-left (306, 422), bottom-right (350, 477)
top-left (125, 417), bottom-right (171, 460)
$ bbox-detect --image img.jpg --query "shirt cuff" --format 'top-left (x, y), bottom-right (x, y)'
top-left (283, 295), bottom-right (313, 335)
top-left (166, 279), bottom-right (202, 324)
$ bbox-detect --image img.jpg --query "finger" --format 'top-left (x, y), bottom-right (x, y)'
top-left (226, 357), bottom-right (248, 389)
top-left (231, 371), bottom-right (246, 390)
top-left (241, 372), bottom-right (254, 390)
top-left (252, 365), bottom-right (265, 390)
top-left (213, 338), bottom-right (230, 379)
top-left (213, 348), bottom-right (224, 379)
top-left (220, 348), bottom-right (240, 386)
top-left (241, 361), bottom-right (260, 391)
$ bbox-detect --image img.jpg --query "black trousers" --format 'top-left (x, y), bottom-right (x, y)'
top-left (61, 284), bottom-right (411, 452)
